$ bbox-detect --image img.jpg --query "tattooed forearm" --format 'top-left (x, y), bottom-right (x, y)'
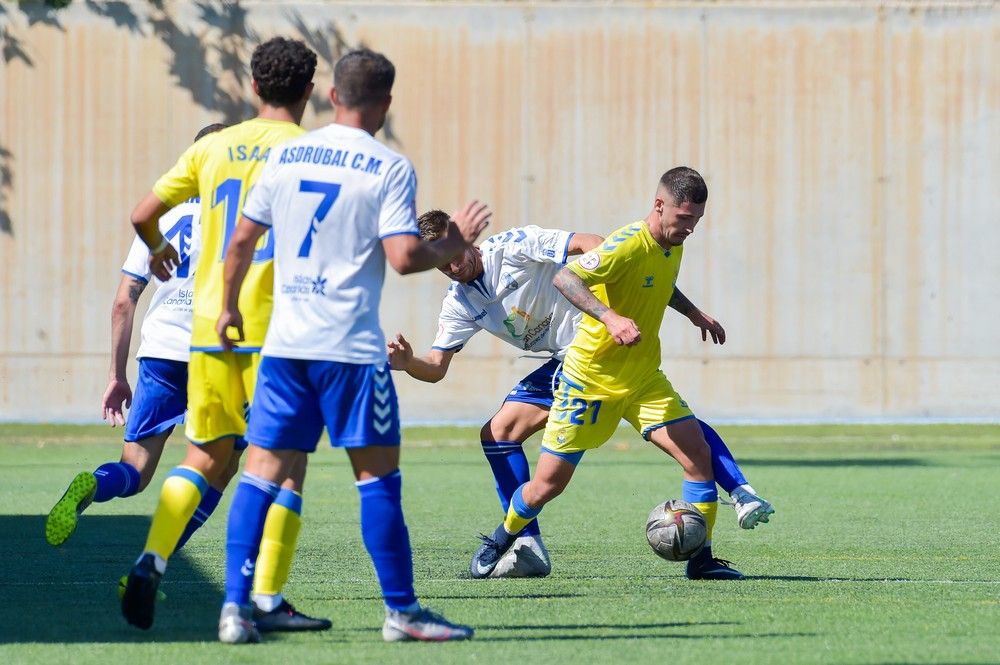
top-left (127, 279), bottom-right (146, 304)
top-left (553, 268), bottom-right (610, 320)
top-left (668, 286), bottom-right (697, 317)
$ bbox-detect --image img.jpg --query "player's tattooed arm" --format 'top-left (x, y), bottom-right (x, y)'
top-left (554, 267), bottom-right (609, 319)
top-left (554, 267), bottom-right (641, 346)
top-left (127, 279), bottom-right (147, 304)
top-left (670, 286), bottom-right (726, 345)
top-left (668, 286), bottom-right (697, 317)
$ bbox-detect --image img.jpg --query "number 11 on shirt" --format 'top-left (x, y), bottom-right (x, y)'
top-left (214, 178), bottom-right (274, 263)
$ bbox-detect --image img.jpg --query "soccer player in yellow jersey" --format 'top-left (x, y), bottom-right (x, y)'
top-left (122, 37), bottom-right (331, 630)
top-left (471, 167), bottom-right (745, 580)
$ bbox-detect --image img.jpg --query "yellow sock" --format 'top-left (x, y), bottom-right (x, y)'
top-left (253, 490), bottom-right (302, 596)
top-left (144, 466), bottom-right (207, 560)
top-left (692, 500), bottom-right (718, 544)
top-left (502, 484), bottom-right (541, 535)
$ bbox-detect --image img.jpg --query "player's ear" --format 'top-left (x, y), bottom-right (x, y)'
top-left (251, 79), bottom-right (261, 96)
top-left (330, 86), bottom-right (340, 107)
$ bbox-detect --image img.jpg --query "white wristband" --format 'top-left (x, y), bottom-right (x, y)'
top-left (150, 237), bottom-right (170, 255)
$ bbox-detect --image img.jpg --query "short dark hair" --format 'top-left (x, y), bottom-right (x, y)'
top-left (334, 49), bottom-right (395, 109)
top-left (659, 166), bottom-right (708, 205)
top-left (251, 37), bottom-right (317, 106)
top-left (418, 209), bottom-right (450, 241)
top-left (193, 123), bottom-right (228, 143)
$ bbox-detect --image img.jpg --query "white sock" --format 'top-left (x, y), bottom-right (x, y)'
top-left (139, 552), bottom-right (167, 575)
top-left (252, 592), bottom-right (283, 612)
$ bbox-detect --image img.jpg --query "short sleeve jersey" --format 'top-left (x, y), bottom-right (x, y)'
top-left (152, 118), bottom-right (305, 351)
top-left (120, 200), bottom-right (201, 362)
top-left (242, 123), bottom-right (418, 363)
top-left (563, 221), bottom-right (684, 393)
top-left (431, 226), bottom-right (580, 357)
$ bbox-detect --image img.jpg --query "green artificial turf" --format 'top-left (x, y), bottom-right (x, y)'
top-left (1, 423), bottom-right (998, 664)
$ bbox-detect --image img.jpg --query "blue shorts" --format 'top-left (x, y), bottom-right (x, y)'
top-left (125, 358), bottom-right (187, 442)
top-left (504, 358), bottom-right (561, 408)
top-left (246, 357), bottom-right (401, 451)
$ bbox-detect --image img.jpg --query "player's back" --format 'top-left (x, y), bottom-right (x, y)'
top-left (243, 123), bottom-right (418, 364)
top-left (153, 118), bottom-right (305, 351)
top-left (121, 200), bottom-right (201, 362)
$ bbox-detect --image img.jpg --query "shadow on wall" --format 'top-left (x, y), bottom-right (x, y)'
top-left (0, 0), bottom-right (404, 235)
top-left (0, 145), bottom-right (11, 236)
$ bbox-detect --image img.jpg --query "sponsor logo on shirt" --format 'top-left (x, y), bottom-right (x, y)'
top-left (162, 288), bottom-right (194, 307)
top-left (642, 275), bottom-right (654, 288)
top-left (521, 313), bottom-right (553, 350)
top-left (282, 273), bottom-right (327, 300)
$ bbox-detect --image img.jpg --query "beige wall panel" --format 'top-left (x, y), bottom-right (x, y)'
top-left (881, 8), bottom-right (1000, 359)
top-left (0, 2), bottom-right (997, 422)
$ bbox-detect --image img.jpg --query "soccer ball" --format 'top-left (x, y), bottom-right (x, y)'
top-left (645, 499), bottom-right (707, 561)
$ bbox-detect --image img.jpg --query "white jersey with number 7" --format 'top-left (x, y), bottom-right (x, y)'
top-left (241, 123), bottom-right (418, 364)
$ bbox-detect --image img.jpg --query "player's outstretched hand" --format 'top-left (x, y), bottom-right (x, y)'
top-left (149, 244), bottom-right (181, 282)
top-left (101, 377), bottom-right (132, 427)
top-left (451, 200), bottom-right (492, 245)
top-left (387, 333), bottom-right (414, 370)
top-left (216, 308), bottom-right (245, 352)
top-left (688, 310), bottom-right (726, 345)
top-left (603, 312), bottom-right (642, 346)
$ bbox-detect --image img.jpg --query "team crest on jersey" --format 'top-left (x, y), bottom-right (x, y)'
top-left (578, 252), bottom-right (601, 271)
top-left (501, 272), bottom-right (519, 291)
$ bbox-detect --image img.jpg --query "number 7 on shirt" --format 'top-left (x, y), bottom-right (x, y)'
top-left (297, 180), bottom-right (341, 258)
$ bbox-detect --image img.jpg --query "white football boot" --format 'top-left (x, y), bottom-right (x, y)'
top-left (383, 605), bottom-right (474, 641)
top-left (218, 602), bottom-right (260, 644)
top-left (489, 534), bottom-right (551, 578)
top-left (727, 484), bottom-right (775, 530)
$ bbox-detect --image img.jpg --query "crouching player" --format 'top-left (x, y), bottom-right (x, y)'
top-left (46, 124), bottom-right (227, 551)
top-left (390, 211), bottom-right (772, 579)
top-left (214, 48), bottom-right (490, 644)
top-left (471, 167), bottom-right (749, 580)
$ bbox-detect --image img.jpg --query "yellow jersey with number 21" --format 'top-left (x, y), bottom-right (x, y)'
top-left (563, 221), bottom-right (684, 394)
top-left (151, 118), bottom-right (305, 351)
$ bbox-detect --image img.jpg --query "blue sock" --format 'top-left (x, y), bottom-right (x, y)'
top-left (357, 470), bottom-right (417, 610)
top-left (481, 439), bottom-right (540, 537)
top-left (174, 486), bottom-right (223, 551)
top-left (92, 462), bottom-right (141, 503)
top-left (682, 478), bottom-right (719, 504)
top-left (699, 419), bottom-right (748, 493)
top-left (224, 473), bottom-right (279, 606)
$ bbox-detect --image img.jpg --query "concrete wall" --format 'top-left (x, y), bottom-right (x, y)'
top-left (0, 1), bottom-right (997, 423)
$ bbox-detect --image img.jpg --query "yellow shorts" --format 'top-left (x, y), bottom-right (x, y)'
top-left (541, 369), bottom-right (694, 454)
top-left (185, 351), bottom-right (260, 444)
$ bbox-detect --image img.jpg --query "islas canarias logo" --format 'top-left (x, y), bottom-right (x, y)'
top-left (503, 306), bottom-right (532, 339)
top-left (503, 306), bottom-right (553, 349)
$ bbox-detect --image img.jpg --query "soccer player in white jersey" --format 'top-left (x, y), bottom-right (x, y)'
top-left (388, 211), bottom-right (774, 579)
top-left (45, 124), bottom-right (231, 549)
top-left (214, 49), bottom-right (491, 644)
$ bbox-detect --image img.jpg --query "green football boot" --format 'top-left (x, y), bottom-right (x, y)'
top-left (46, 471), bottom-right (97, 546)
top-left (118, 575), bottom-right (167, 603)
